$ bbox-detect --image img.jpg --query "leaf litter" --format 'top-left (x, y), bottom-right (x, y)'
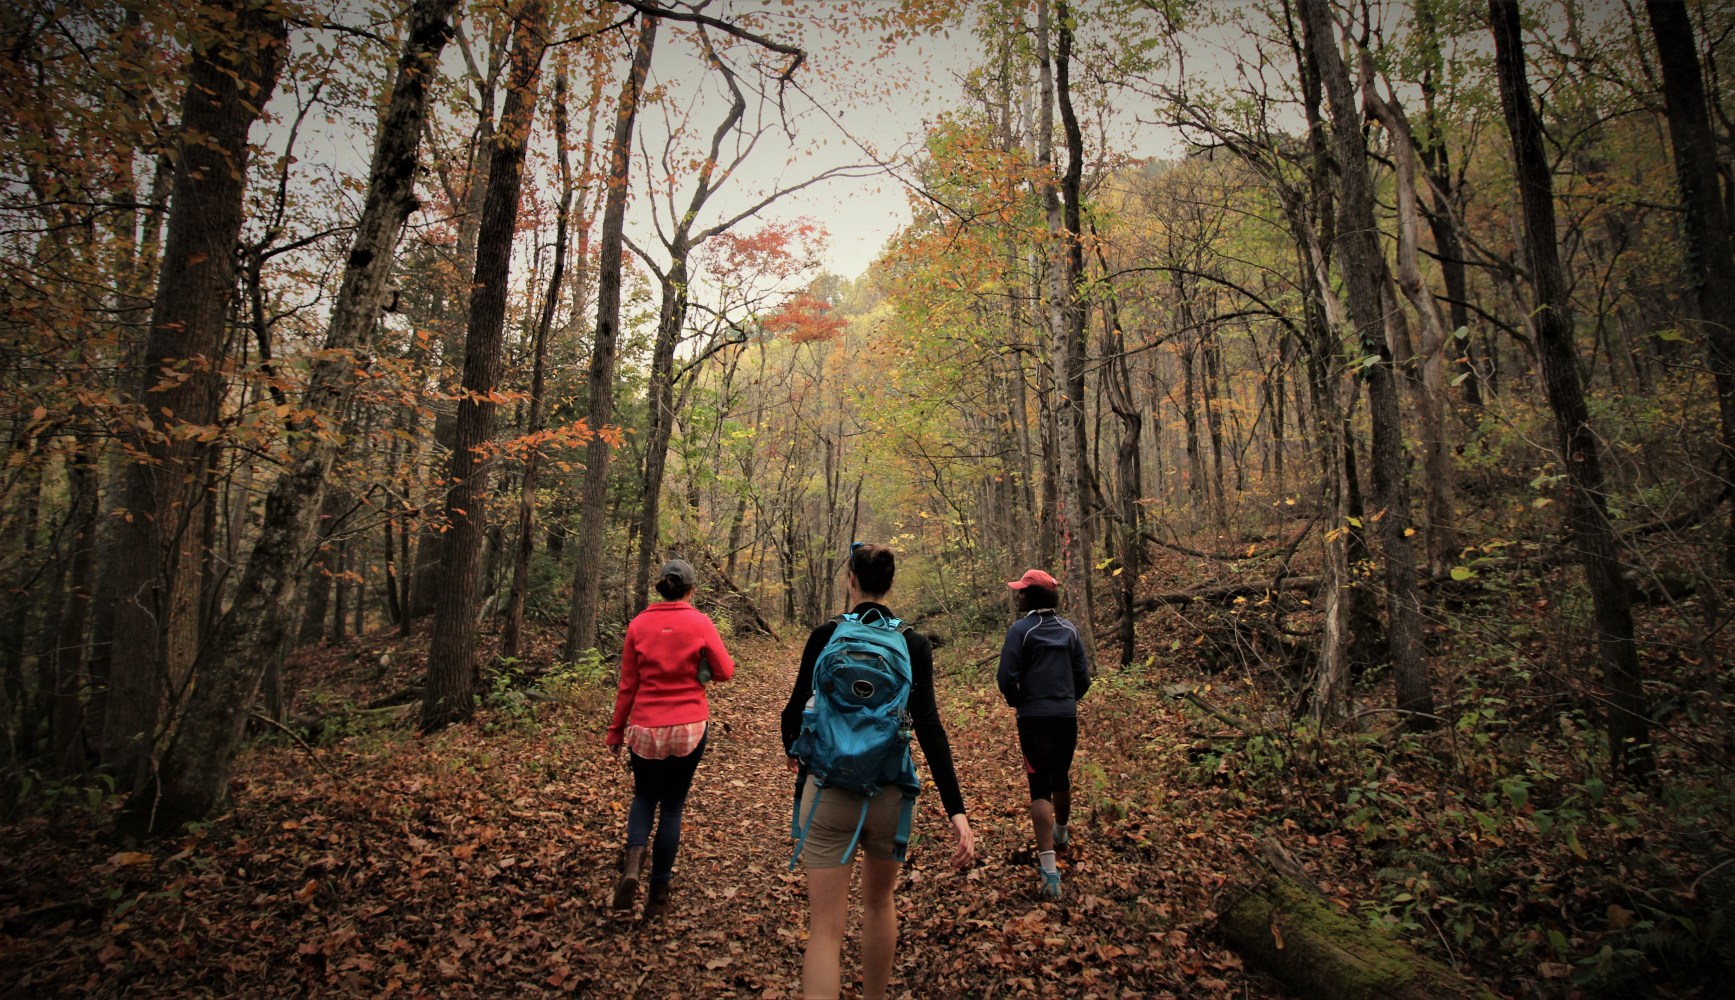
top-left (0, 617), bottom-right (1283, 997)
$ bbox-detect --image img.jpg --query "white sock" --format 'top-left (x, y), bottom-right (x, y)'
top-left (1052, 823), bottom-right (1069, 845)
top-left (1039, 850), bottom-right (1058, 873)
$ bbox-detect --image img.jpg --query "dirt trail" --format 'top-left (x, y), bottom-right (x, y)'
top-left (575, 635), bottom-right (1008, 997)
top-left (573, 633), bottom-right (1245, 998)
top-left (0, 625), bottom-right (1276, 998)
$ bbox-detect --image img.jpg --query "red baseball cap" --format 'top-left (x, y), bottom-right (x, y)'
top-left (1007, 569), bottom-right (1058, 590)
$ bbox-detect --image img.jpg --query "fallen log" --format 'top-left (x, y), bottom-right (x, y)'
top-left (1219, 842), bottom-right (1498, 1000)
top-left (365, 686), bottom-right (422, 710)
top-left (1142, 515), bottom-right (1316, 564)
top-left (1162, 683), bottom-right (1260, 733)
top-left (1131, 575), bottom-right (1321, 612)
top-left (699, 545), bottom-right (780, 640)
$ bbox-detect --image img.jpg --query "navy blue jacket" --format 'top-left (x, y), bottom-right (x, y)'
top-left (997, 609), bottom-right (1091, 718)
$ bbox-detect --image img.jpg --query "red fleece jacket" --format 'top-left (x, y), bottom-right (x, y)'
top-left (606, 600), bottom-right (735, 746)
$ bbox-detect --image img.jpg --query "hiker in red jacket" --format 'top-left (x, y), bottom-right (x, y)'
top-left (605, 559), bottom-right (735, 920)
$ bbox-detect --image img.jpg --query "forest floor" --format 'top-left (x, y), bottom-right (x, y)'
top-left (5, 542), bottom-right (1734, 998)
top-left (1, 615), bottom-right (1292, 998)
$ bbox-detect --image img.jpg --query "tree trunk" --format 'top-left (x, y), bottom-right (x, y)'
top-left (1363, 81), bottom-right (1457, 577)
top-left (9, 452), bottom-right (45, 759)
top-left (631, 44), bottom-right (751, 616)
top-left (565, 14), bottom-right (658, 659)
top-left (332, 539), bottom-right (350, 643)
top-left (53, 436), bottom-right (98, 776)
top-left (1302, 0), bottom-right (1435, 726)
top-left (1275, 18), bottom-right (1355, 720)
top-left (501, 66), bottom-right (573, 662)
top-left (101, 0), bottom-right (287, 794)
top-left (114, 0), bottom-right (460, 835)
top-left (1413, 0), bottom-right (1482, 409)
top-left (1038, 0), bottom-right (1096, 651)
top-left (1202, 328), bottom-right (1230, 526)
top-left (297, 492), bottom-right (344, 647)
top-left (1181, 332), bottom-right (1206, 509)
top-left (1647, 0), bottom-right (1735, 571)
top-left (421, 0), bottom-right (548, 733)
top-left (1490, 0), bottom-right (1650, 777)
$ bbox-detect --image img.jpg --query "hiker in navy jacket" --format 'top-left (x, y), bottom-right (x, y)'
top-left (997, 568), bottom-right (1091, 900)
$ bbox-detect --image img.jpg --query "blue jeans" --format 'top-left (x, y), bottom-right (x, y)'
top-left (626, 734), bottom-right (707, 885)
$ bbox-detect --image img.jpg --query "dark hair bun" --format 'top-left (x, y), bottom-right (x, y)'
top-left (850, 544), bottom-right (896, 595)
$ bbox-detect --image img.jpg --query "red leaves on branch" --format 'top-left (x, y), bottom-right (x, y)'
top-left (709, 219), bottom-right (827, 284)
top-left (762, 293), bottom-right (846, 344)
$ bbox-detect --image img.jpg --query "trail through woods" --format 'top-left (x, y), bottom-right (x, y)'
top-left (1, 622), bottom-right (1288, 998)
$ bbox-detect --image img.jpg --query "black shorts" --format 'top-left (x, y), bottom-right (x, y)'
top-left (1016, 715), bottom-right (1078, 802)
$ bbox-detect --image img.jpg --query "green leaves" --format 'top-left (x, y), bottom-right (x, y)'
top-left (1502, 779), bottom-right (1529, 810)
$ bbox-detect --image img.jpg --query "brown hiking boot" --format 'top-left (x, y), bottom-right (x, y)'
top-left (642, 881), bottom-right (672, 921)
top-left (611, 846), bottom-right (645, 911)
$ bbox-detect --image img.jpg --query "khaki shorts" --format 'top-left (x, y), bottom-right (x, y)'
top-left (794, 776), bottom-right (906, 869)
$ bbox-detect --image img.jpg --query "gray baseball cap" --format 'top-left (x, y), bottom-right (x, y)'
top-left (659, 558), bottom-right (697, 588)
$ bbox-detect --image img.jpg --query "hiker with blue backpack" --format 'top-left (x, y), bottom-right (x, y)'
top-left (781, 543), bottom-right (974, 1000)
top-left (605, 559), bottom-right (735, 921)
top-left (998, 568), bottom-right (1091, 901)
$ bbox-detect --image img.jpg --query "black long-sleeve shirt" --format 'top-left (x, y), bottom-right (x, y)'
top-left (780, 602), bottom-right (967, 818)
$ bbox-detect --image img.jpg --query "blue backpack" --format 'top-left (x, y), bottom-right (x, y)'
top-left (789, 610), bottom-right (921, 867)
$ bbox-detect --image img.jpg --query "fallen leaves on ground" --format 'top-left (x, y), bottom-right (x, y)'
top-left (0, 619), bottom-right (1276, 997)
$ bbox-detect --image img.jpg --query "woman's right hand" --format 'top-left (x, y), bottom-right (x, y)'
top-left (949, 814), bottom-right (975, 869)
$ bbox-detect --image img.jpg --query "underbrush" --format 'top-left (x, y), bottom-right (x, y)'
top-left (1100, 569), bottom-right (1735, 999)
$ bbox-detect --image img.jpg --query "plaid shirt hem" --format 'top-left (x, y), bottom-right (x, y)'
top-left (624, 720), bottom-right (707, 760)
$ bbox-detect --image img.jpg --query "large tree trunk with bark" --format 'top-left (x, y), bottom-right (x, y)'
top-left (1036, 0), bottom-right (1096, 656)
top-left (631, 258), bottom-right (692, 616)
top-left (1276, 12), bottom-right (1357, 719)
top-left (1363, 79), bottom-right (1457, 577)
top-left (1490, 0), bottom-right (1651, 777)
top-left (1093, 242), bottom-right (1143, 665)
top-left (101, 0), bottom-right (288, 794)
top-left (113, 0), bottom-right (459, 835)
top-left (501, 67), bottom-right (573, 662)
top-left (565, 15), bottom-right (658, 660)
top-left (421, 0), bottom-right (548, 733)
top-left (1646, 0), bottom-right (1735, 571)
top-left (1303, 0), bottom-right (1435, 726)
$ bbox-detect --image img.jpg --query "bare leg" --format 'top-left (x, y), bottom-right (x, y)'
top-left (802, 863), bottom-right (853, 999)
top-left (1030, 797), bottom-right (1055, 854)
top-left (860, 857), bottom-right (901, 1000)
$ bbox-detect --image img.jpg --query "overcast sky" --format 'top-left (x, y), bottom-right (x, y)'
top-left (627, 5), bottom-right (983, 281)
